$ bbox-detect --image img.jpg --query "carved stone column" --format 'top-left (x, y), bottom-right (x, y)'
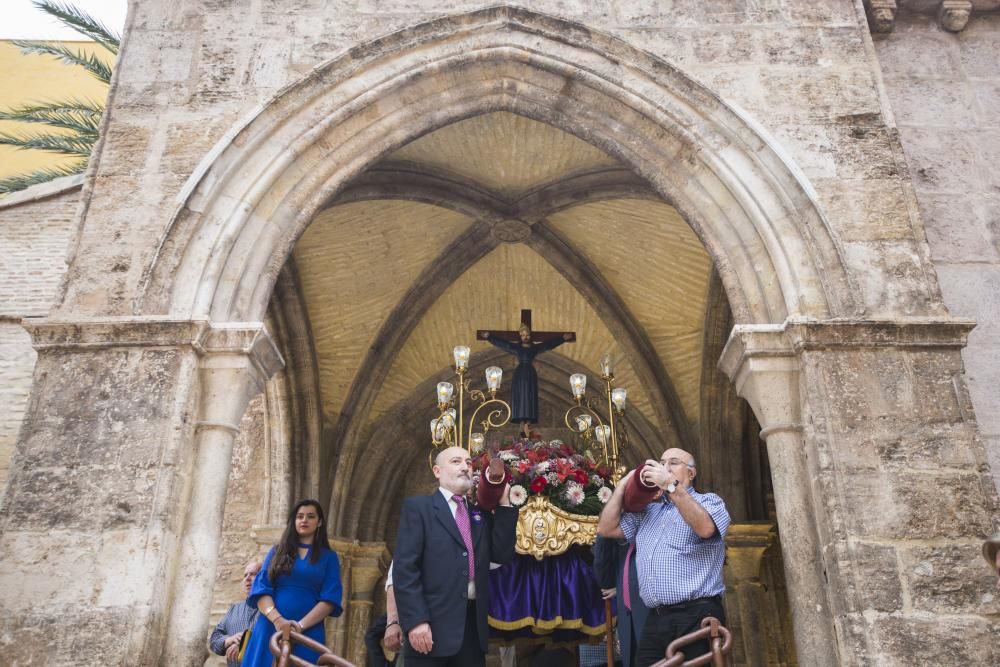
top-left (163, 323), bottom-right (284, 664)
top-left (0, 318), bottom-right (282, 665)
top-left (338, 540), bottom-right (391, 666)
top-left (720, 325), bottom-right (838, 667)
top-left (725, 523), bottom-right (777, 667)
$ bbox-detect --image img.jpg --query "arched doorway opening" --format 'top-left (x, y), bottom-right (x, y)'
top-left (160, 8), bottom-right (856, 665)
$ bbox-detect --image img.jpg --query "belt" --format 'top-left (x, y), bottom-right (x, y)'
top-left (651, 595), bottom-right (722, 616)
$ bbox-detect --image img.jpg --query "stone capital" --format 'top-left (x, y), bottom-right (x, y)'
top-left (865, 0), bottom-right (898, 33)
top-left (938, 0), bottom-right (972, 32)
top-left (719, 318), bottom-right (975, 437)
top-left (719, 323), bottom-right (801, 437)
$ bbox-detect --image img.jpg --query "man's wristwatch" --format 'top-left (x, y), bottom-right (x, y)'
top-left (386, 620), bottom-right (400, 629)
top-left (665, 480), bottom-right (679, 494)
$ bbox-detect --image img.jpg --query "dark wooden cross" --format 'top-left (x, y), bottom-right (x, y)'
top-left (476, 309), bottom-right (576, 345)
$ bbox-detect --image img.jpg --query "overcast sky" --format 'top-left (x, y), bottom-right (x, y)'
top-left (3, 0), bottom-right (128, 40)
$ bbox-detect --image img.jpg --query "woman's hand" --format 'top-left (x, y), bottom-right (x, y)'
top-left (274, 616), bottom-right (299, 635)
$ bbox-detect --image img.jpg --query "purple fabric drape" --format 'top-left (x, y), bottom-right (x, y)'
top-left (488, 548), bottom-right (614, 645)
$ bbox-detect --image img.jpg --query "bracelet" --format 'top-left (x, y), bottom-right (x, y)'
top-left (386, 620), bottom-right (399, 628)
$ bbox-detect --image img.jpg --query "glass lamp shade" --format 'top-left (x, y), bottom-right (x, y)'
top-left (430, 418), bottom-right (445, 440)
top-left (453, 345), bottom-right (471, 371)
top-left (485, 366), bottom-right (503, 391)
top-left (441, 408), bottom-right (456, 428)
top-left (570, 373), bottom-right (587, 398)
top-left (470, 432), bottom-right (486, 454)
top-left (437, 381), bottom-right (455, 405)
top-left (600, 353), bottom-right (614, 377)
top-left (611, 387), bottom-right (627, 411)
top-left (575, 414), bottom-right (593, 432)
top-left (595, 424), bottom-right (611, 445)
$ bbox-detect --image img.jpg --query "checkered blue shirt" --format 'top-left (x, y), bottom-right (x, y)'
top-left (619, 487), bottom-right (730, 607)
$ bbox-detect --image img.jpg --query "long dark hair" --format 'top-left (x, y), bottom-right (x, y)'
top-left (268, 499), bottom-right (331, 582)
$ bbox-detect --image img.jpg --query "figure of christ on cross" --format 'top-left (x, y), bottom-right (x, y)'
top-left (478, 309), bottom-right (576, 437)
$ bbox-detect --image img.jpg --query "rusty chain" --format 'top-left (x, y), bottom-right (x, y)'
top-left (268, 628), bottom-right (356, 667)
top-left (650, 616), bottom-right (733, 667)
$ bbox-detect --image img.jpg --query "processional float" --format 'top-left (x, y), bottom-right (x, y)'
top-left (428, 344), bottom-right (631, 656)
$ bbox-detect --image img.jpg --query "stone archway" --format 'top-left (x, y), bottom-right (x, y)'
top-left (134, 7), bottom-right (856, 326)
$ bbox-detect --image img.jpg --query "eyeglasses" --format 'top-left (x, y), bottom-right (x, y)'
top-left (662, 458), bottom-right (694, 468)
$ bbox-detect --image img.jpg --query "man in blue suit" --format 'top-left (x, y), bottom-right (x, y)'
top-left (393, 446), bottom-right (518, 667)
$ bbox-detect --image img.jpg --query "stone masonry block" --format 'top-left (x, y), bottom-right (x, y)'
top-left (936, 264), bottom-right (1000, 339)
top-left (13, 348), bottom-right (189, 469)
top-left (972, 80), bottom-right (1000, 129)
top-left (871, 614), bottom-right (997, 666)
top-left (957, 19), bottom-right (1000, 79)
top-left (842, 470), bottom-right (993, 540)
top-left (962, 344), bottom-right (1000, 436)
top-left (815, 178), bottom-right (913, 242)
top-left (896, 126), bottom-right (982, 194)
top-left (882, 75), bottom-right (977, 129)
top-left (851, 541), bottom-right (904, 612)
top-left (901, 543), bottom-right (1000, 615)
top-left (918, 194), bottom-right (1000, 263)
top-left (841, 240), bottom-right (944, 317)
top-left (873, 30), bottom-right (962, 81)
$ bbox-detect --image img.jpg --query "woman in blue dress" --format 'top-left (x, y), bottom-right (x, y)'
top-left (241, 499), bottom-right (343, 667)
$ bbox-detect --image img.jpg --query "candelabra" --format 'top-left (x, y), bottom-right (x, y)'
top-left (564, 353), bottom-right (629, 484)
top-left (430, 345), bottom-right (512, 462)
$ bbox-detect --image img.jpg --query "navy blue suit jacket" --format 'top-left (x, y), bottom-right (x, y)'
top-left (393, 491), bottom-right (517, 657)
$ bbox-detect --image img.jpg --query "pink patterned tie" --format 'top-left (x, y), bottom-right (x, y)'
top-left (623, 542), bottom-right (635, 611)
top-left (452, 495), bottom-right (476, 580)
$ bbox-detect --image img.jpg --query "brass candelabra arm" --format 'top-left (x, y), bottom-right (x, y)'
top-left (466, 396), bottom-right (512, 449)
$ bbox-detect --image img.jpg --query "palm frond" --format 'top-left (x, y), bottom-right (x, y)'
top-left (32, 0), bottom-right (120, 54)
top-left (0, 162), bottom-right (87, 195)
top-left (0, 102), bottom-right (103, 135)
top-left (0, 130), bottom-right (95, 157)
top-left (12, 40), bottom-right (113, 83)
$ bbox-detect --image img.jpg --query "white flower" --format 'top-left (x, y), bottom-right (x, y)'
top-left (536, 461), bottom-right (550, 473)
top-left (549, 439), bottom-right (564, 447)
top-left (597, 486), bottom-right (612, 504)
top-left (499, 450), bottom-right (518, 462)
top-left (545, 472), bottom-right (559, 484)
top-left (590, 473), bottom-right (604, 487)
top-left (564, 482), bottom-right (585, 506)
top-left (509, 484), bottom-right (528, 507)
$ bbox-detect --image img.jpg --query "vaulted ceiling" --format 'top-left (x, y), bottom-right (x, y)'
top-left (288, 111), bottom-right (716, 494)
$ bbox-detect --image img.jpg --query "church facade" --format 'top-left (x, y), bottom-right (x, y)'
top-left (1, 1), bottom-right (999, 665)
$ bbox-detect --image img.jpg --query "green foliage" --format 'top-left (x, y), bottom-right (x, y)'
top-left (0, 1), bottom-right (120, 195)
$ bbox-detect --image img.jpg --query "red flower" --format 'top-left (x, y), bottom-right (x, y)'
top-left (554, 458), bottom-right (576, 482)
top-left (517, 461), bottom-right (531, 474)
top-left (574, 469), bottom-right (589, 485)
top-left (530, 477), bottom-right (548, 493)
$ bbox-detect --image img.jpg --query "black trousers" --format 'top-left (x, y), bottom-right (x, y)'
top-left (635, 596), bottom-right (725, 667)
top-left (404, 602), bottom-right (485, 667)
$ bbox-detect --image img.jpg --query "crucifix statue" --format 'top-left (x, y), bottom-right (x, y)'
top-left (478, 309), bottom-right (576, 437)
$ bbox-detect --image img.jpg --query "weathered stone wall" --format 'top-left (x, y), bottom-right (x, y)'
top-left (801, 340), bottom-right (1000, 664)
top-left (0, 178), bottom-right (80, 501)
top-left (59, 0), bottom-right (939, 322)
top-left (873, 13), bottom-right (1000, 488)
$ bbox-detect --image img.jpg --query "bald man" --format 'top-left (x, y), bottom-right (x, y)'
top-left (597, 448), bottom-right (730, 666)
top-left (393, 446), bottom-right (517, 667)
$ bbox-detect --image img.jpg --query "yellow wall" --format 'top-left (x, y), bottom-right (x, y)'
top-left (0, 40), bottom-right (115, 181)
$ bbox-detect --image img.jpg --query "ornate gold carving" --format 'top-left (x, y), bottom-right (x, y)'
top-left (515, 496), bottom-right (598, 559)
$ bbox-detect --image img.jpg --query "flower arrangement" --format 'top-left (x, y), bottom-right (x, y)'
top-left (473, 436), bottom-right (614, 516)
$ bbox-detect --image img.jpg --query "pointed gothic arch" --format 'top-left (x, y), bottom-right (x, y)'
top-left (138, 5), bottom-right (859, 328)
